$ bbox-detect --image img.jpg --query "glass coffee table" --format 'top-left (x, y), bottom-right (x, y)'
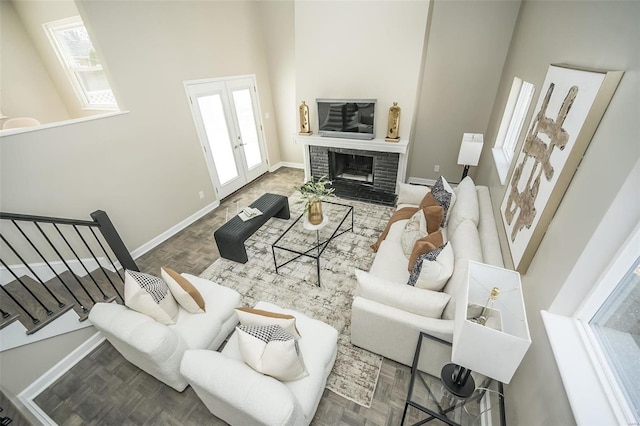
top-left (402, 332), bottom-right (506, 426)
top-left (271, 200), bottom-right (353, 286)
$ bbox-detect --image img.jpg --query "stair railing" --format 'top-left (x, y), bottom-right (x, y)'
top-left (0, 210), bottom-right (138, 334)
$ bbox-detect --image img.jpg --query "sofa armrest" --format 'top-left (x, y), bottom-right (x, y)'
top-left (398, 182), bottom-right (430, 205)
top-left (181, 350), bottom-right (305, 426)
top-left (354, 269), bottom-right (450, 318)
top-left (89, 302), bottom-right (184, 356)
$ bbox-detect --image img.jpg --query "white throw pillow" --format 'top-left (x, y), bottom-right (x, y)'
top-left (400, 210), bottom-right (427, 257)
top-left (236, 324), bottom-right (308, 381)
top-left (124, 270), bottom-right (179, 325)
top-left (235, 307), bottom-right (301, 339)
top-left (397, 183), bottom-right (430, 206)
top-left (161, 267), bottom-right (205, 314)
top-left (447, 176), bottom-right (480, 238)
top-left (408, 242), bottom-right (454, 291)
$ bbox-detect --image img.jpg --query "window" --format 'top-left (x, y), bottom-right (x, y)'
top-left (492, 77), bottom-right (535, 185)
top-left (44, 17), bottom-right (118, 110)
top-left (543, 223), bottom-right (640, 425)
top-left (579, 249), bottom-right (640, 423)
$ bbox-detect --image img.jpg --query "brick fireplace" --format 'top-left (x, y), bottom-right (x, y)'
top-left (298, 136), bottom-right (409, 205)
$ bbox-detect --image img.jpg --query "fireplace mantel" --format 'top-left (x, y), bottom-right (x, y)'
top-left (296, 135), bottom-right (409, 154)
top-left (297, 135), bottom-right (409, 195)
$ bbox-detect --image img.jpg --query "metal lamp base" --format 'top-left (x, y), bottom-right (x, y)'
top-left (441, 363), bottom-right (475, 398)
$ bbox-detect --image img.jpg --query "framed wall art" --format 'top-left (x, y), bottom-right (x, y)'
top-left (501, 64), bottom-right (623, 274)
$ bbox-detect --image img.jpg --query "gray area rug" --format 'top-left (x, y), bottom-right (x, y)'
top-left (200, 194), bottom-right (394, 408)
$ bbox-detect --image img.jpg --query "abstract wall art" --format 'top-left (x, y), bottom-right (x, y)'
top-left (501, 64), bottom-right (623, 273)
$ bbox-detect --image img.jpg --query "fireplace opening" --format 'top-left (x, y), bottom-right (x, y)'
top-left (329, 152), bottom-right (374, 185)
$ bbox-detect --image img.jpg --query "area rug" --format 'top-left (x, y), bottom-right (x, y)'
top-left (200, 193), bottom-right (394, 408)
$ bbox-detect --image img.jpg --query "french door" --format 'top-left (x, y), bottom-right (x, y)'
top-left (185, 76), bottom-right (269, 199)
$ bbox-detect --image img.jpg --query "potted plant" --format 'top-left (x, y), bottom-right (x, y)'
top-left (295, 175), bottom-right (336, 225)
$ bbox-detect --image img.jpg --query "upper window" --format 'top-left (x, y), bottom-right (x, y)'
top-left (492, 77), bottom-right (535, 184)
top-left (44, 17), bottom-right (118, 110)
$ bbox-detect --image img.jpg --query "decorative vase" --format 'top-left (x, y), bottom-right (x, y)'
top-left (299, 101), bottom-right (312, 135)
top-left (385, 101), bottom-right (401, 142)
top-left (308, 199), bottom-right (323, 225)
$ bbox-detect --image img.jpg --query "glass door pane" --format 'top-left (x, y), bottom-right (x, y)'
top-left (232, 88), bottom-right (262, 169)
top-left (197, 94), bottom-right (238, 185)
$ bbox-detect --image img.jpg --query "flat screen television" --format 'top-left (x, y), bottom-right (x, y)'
top-left (317, 98), bottom-right (376, 140)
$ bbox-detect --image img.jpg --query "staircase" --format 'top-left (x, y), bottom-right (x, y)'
top-left (0, 210), bottom-right (137, 346)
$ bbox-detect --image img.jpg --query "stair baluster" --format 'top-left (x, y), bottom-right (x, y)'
top-left (0, 259), bottom-right (43, 324)
top-left (87, 227), bottom-right (124, 301)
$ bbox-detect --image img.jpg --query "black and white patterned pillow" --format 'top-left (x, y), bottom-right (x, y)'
top-left (236, 324), bottom-right (307, 381)
top-left (126, 270), bottom-right (170, 303)
top-left (431, 176), bottom-right (452, 227)
top-left (124, 270), bottom-right (179, 324)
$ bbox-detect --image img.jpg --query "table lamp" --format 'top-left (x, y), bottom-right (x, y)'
top-left (442, 260), bottom-right (531, 398)
top-left (457, 133), bottom-right (484, 181)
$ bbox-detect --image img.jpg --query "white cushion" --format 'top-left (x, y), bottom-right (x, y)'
top-left (441, 220), bottom-right (484, 320)
top-left (386, 218), bottom-right (409, 243)
top-left (369, 240), bottom-right (411, 283)
top-left (355, 269), bottom-right (451, 318)
top-left (161, 267), bottom-right (205, 314)
top-left (476, 186), bottom-right (505, 267)
top-left (124, 270), bottom-right (179, 325)
top-left (400, 210), bottom-right (427, 256)
top-left (236, 307), bottom-right (301, 339)
top-left (397, 182), bottom-right (430, 205)
top-left (448, 176), bottom-right (480, 238)
top-left (410, 242), bottom-right (455, 291)
top-left (236, 324), bottom-right (308, 381)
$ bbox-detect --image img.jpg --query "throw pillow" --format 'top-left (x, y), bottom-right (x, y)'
top-left (408, 231), bottom-right (444, 271)
top-left (236, 324), bottom-right (308, 381)
top-left (124, 270), bottom-right (179, 325)
top-left (235, 307), bottom-right (301, 339)
top-left (370, 207), bottom-right (419, 252)
top-left (161, 267), bottom-right (205, 314)
top-left (423, 205), bottom-right (444, 234)
top-left (431, 176), bottom-right (457, 227)
top-left (419, 191), bottom-right (439, 209)
top-left (407, 242), bottom-right (454, 291)
top-left (400, 209), bottom-right (427, 256)
top-left (447, 176), bottom-right (480, 238)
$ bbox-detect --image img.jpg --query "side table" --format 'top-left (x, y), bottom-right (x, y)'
top-left (401, 332), bottom-right (506, 426)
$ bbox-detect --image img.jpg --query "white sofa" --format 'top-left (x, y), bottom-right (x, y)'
top-left (351, 176), bottom-right (504, 366)
top-left (89, 274), bottom-right (241, 391)
top-left (180, 301), bottom-right (339, 426)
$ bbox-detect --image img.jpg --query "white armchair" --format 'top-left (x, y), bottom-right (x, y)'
top-left (89, 274), bottom-right (241, 391)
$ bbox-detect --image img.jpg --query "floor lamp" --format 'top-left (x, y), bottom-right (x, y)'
top-left (457, 133), bottom-right (484, 181)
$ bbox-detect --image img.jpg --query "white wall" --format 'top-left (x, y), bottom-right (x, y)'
top-left (295, 0), bottom-right (430, 151)
top-left (257, 1), bottom-right (295, 166)
top-left (0, 0), bottom-right (70, 124)
top-left (474, 1), bottom-right (640, 424)
top-left (410, 0), bottom-right (521, 182)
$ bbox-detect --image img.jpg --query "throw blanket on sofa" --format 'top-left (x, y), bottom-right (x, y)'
top-left (370, 207), bottom-right (418, 252)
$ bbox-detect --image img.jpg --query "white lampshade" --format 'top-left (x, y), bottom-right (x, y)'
top-left (457, 133), bottom-right (484, 166)
top-left (451, 261), bottom-right (531, 384)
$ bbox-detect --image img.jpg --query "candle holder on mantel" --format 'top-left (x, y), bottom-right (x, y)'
top-left (299, 101), bottom-right (312, 136)
top-left (385, 102), bottom-right (401, 142)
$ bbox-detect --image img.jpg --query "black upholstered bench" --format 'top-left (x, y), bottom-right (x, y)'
top-left (214, 193), bottom-right (290, 263)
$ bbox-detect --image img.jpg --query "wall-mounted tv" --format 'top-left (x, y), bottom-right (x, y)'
top-left (317, 98), bottom-right (376, 140)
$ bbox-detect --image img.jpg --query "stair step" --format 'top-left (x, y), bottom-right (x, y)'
top-left (0, 312), bottom-right (20, 330)
top-left (1, 276), bottom-right (76, 334)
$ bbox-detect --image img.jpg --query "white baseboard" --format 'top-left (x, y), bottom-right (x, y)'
top-left (407, 176), bottom-right (436, 186)
top-left (130, 200), bottom-right (219, 260)
top-left (18, 332), bottom-right (106, 426)
top-left (269, 161), bottom-right (304, 172)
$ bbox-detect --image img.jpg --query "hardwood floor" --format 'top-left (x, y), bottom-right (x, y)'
top-left (34, 167), bottom-right (424, 425)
